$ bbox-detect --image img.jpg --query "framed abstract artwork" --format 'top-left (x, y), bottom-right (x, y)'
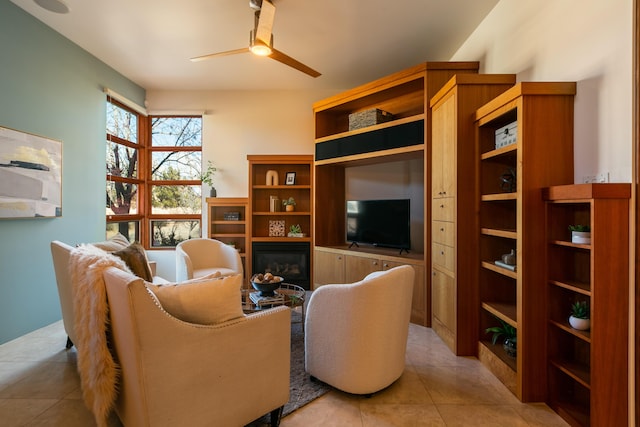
top-left (0, 126), bottom-right (62, 218)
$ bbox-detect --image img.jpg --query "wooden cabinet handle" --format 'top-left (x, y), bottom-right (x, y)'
top-left (440, 227), bottom-right (444, 232)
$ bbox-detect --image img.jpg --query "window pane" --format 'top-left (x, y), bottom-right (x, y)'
top-left (151, 220), bottom-right (201, 247)
top-left (107, 181), bottom-right (138, 215)
top-left (151, 185), bottom-right (202, 215)
top-left (107, 140), bottom-right (138, 178)
top-left (151, 117), bottom-right (202, 147)
top-left (107, 221), bottom-right (140, 242)
top-left (151, 151), bottom-right (201, 181)
top-left (106, 102), bottom-right (138, 143)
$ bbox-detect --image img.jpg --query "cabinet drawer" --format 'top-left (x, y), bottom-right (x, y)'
top-left (432, 242), bottom-right (455, 272)
top-left (432, 269), bottom-right (456, 331)
top-left (432, 197), bottom-right (454, 221)
top-left (432, 220), bottom-right (455, 246)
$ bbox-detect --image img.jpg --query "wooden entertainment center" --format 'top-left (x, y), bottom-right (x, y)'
top-left (312, 62), bottom-right (480, 326)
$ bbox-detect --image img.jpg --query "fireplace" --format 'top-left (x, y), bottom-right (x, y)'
top-left (252, 242), bottom-right (311, 290)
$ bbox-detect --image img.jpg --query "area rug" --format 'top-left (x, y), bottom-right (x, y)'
top-left (246, 309), bottom-right (331, 426)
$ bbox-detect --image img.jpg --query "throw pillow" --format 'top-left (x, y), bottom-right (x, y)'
top-left (147, 274), bottom-right (244, 324)
top-left (112, 242), bottom-right (153, 282)
top-left (91, 233), bottom-right (130, 252)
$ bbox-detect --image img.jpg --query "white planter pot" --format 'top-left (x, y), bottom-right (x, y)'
top-left (569, 315), bottom-right (590, 331)
top-left (571, 231), bottom-right (591, 244)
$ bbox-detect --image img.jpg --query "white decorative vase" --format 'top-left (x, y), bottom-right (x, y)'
top-left (571, 231), bottom-right (591, 244)
top-left (569, 315), bottom-right (590, 331)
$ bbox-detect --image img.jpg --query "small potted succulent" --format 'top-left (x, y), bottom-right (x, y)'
top-left (282, 197), bottom-right (296, 212)
top-left (569, 300), bottom-right (590, 331)
top-left (568, 224), bottom-right (591, 244)
top-left (486, 318), bottom-right (517, 358)
top-left (288, 224), bottom-right (304, 238)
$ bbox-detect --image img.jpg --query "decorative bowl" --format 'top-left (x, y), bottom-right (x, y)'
top-left (250, 275), bottom-right (284, 297)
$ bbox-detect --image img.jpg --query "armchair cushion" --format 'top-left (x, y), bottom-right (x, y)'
top-left (90, 233), bottom-right (130, 252)
top-left (113, 242), bottom-right (153, 282)
top-left (147, 273), bottom-right (244, 325)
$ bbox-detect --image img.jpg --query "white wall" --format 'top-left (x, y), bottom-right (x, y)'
top-left (452, 0), bottom-right (633, 183)
top-left (146, 89), bottom-right (334, 236)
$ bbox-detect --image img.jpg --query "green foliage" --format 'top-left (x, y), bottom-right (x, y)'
top-left (200, 160), bottom-right (217, 186)
top-left (289, 224), bottom-right (302, 234)
top-left (568, 224), bottom-right (590, 232)
top-left (282, 197), bottom-right (296, 206)
top-left (571, 301), bottom-right (589, 319)
top-left (485, 318), bottom-right (517, 345)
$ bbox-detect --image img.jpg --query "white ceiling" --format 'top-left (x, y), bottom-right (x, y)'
top-left (11, 0), bottom-right (498, 91)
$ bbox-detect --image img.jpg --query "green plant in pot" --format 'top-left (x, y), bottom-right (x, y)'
top-left (200, 160), bottom-right (218, 197)
top-left (486, 318), bottom-right (517, 358)
top-left (568, 224), bottom-right (591, 244)
top-left (288, 224), bottom-right (304, 237)
top-left (569, 300), bottom-right (590, 331)
top-left (282, 197), bottom-right (296, 212)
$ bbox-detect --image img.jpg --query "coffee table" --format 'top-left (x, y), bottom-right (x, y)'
top-left (242, 283), bottom-right (306, 329)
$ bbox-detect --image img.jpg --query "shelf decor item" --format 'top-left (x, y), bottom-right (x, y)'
top-left (282, 197), bottom-right (296, 212)
top-left (348, 108), bottom-right (393, 131)
top-left (569, 224), bottom-right (591, 244)
top-left (268, 220), bottom-right (286, 237)
top-left (285, 172), bottom-right (296, 185)
top-left (485, 318), bottom-right (517, 358)
top-left (266, 170), bottom-right (279, 186)
top-left (569, 301), bottom-right (590, 331)
top-left (288, 224), bottom-right (304, 238)
top-left (200, 160), bottom-right (217, 197)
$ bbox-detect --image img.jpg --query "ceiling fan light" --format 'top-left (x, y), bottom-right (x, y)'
top-left (250, 41), bottom-right (272, 56)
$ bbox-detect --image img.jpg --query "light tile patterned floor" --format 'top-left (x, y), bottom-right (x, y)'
top-left (0, 321), bottom-right (568, 426)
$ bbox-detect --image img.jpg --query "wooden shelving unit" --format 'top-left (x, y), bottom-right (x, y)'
top-left (475, 82), bottom-right (576, 401)
top-left (429, 73), bottom-right (515, 355)
top-left (206, 197), bottom-right (249, 281)
top-left (543, 183), bottom-right (630, 426)
top-left (313, 61), bottom-right (481, 326)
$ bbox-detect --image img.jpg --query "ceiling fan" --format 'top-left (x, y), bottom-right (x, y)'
top-left (190, 0), bottom-right (321, 78)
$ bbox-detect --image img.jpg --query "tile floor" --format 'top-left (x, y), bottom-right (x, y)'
top-left (0, 321), bottom-right (568, 426)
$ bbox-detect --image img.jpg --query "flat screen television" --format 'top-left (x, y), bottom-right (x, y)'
top-left (346, 199), bottom-right (411, 252)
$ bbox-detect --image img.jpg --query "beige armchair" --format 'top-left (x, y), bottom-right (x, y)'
top-left (304, 265), bottom-right (415, 395)
top-left (103, 267), bottom-right (291, 427)
top-left (175, 238), bottom-right (243, 281)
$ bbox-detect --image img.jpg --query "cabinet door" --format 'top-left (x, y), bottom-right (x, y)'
top-left (345, 255), bottom-right (382, 283)
top-left (385, 261), bottom-right (426, 324)
top-left (433, 93), bottom-right (456, 198)
top-left (432, 268), bottom-right (455, 332)
top-left (314, 249), bottom-right (345, 287)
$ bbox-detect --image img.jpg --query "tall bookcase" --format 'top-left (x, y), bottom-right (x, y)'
top-left (475, 82), bottom-right (576, 401)
top-left (543, 183), bottom-right (629, 426)
top-left (206, 197), bottom-right (249, 281)
top-left (430, 73), bottom-right (515, 355)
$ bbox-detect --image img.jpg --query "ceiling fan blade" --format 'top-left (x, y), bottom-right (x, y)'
top-left (255, 0), bottom-right (275, 45)
top-left (270, 48), bottom-right (321, 78)
top-left (190, 47), bottom-right (250, 62)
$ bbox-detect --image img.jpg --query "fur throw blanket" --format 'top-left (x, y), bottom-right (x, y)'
top-left (70, 244), bottom-right (132, 427)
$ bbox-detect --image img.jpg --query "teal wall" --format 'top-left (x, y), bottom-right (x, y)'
top-left (0, 2), bottom-right (145, 344)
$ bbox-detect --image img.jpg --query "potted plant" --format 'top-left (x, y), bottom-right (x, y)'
top-left (282, 197), bottom-right (296, 212)
top-left (200, 160), bottom-right (217, 197)
top-left (288, 224), bottom-right (304, 238)
top-left (568, 224), bottom-right (591, 244)
top-left (569, 300), bottom-right (590, 331)
top-left (485, 318), bottom-right (517, 358)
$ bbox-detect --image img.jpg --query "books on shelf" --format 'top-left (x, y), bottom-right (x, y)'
top-left (494, 260), bottom-right (516, 271)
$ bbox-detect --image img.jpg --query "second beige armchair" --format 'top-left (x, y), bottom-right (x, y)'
top-left (175, 238), bottom-right (243, 281)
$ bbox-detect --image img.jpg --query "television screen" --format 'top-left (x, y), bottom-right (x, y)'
top-left (346, 199), bottom-right (410, 250)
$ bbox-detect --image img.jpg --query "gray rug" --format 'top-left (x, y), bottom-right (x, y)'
top-left (246, 310), bottom-right (331, 426)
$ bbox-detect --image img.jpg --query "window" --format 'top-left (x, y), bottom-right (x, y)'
top-left (106, 97), bottom-right (204, 248)
top-left (149, 116), bottom-right (203, 248)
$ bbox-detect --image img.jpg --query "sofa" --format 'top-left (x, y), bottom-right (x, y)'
top-left (50, 235), bottom-right (168, 349)
top-left (51, 235), bottom-right (290, 426)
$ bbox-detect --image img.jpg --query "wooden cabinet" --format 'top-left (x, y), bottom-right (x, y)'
top-left (475, 82), bottom-right (576, 401)
top-left (313, 61), bottom-right (481, 326)
top-left (206, 197), bottom-right (249, 280)
top-left (430, 74), bottom-right (515, 355)
top-left (313, 246), bottom-right (425, 322)
top-left (248, 155), bottom-right (314, 242)
top-left (543, 183), bottom-right (630, 426)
